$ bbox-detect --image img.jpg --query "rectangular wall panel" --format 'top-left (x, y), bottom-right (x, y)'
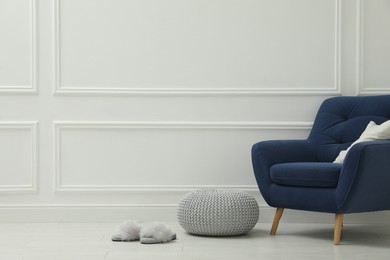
top-left (0, 122), bottom-right (37, 191)
top-left (54, 0), bottom-right (340, 94)
top-left (0, 0), bottom-right (36, 92)
top-left (357, 0), bottom-right (390, 94)
top-left (54, 122), bottom-right (310, 191)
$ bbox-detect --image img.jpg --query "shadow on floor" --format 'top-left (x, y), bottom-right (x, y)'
top-left (278, 224), bottom-right (390, 247)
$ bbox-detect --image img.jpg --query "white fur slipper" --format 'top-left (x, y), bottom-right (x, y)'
top-left (111, 220), bottom-right (142, 242)
top-left (140, 222), bottom-right (177, 244)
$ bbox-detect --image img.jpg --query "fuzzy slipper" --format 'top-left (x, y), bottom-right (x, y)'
top-left (111, 220), bottom-right (142, 242)
top-left (140, 222), bottom-right (177, 244)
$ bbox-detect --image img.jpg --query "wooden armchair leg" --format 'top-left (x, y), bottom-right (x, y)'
top-left (270, 208), bottom-right (284, 235)
top-left (334, 214), bottom-right (343, 245)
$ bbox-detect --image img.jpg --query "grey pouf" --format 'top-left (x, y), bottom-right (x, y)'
top-left (177, 188), bottom-right (259, 236)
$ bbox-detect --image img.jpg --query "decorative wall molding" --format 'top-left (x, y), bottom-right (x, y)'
top-left (0, 0), bottom-right (38, 94)
top-left (53, 87), bottom-right (341, 96)
top-left (53, 0), bottom-right (341, 95)
top-left (334, 0), bottom-right (342, 95)
top-left (355, 0), bottom-right (368, 95)
top-left (0, 122), bottom-right (38, 192)
top-left (355, 0), bottom-right (362, 94)
top-left (53, 121), bottom-right (312, 192)
top-left (355, 0), bottom-right (390, 95)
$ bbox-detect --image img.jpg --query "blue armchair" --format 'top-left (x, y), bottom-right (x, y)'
top-left (251, 95), bottom-right (390, 244)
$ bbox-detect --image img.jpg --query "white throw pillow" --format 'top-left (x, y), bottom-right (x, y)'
top-left (333, 120), bottom-right (390, 163)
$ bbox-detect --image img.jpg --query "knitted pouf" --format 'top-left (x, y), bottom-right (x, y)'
top-left (177, 188), bottom-right (259, 236)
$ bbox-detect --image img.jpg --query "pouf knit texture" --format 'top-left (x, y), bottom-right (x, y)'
top-left (177, 188), bottom-right (259, 236)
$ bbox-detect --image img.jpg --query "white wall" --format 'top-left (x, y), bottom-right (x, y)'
top-left (0, 0), bottom-right (390, 223)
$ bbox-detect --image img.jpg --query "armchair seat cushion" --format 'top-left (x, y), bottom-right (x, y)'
top-left (270, 162), bottom-right (342, 188)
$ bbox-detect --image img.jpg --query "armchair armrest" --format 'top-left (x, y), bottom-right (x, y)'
top-left (251, 140), bottom-right (317, 203)
top-left (336, 141), bottom-right (390, 213)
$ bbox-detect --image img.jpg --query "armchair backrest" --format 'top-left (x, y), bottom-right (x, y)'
top-left (308, 95), bottom-right (390, 162)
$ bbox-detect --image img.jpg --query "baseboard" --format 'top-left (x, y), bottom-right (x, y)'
top-left (1, 205), bottom-right (390, 224)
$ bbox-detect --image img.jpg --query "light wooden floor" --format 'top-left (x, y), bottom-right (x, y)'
top-left (1, 222), bottom-right (390, 259)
